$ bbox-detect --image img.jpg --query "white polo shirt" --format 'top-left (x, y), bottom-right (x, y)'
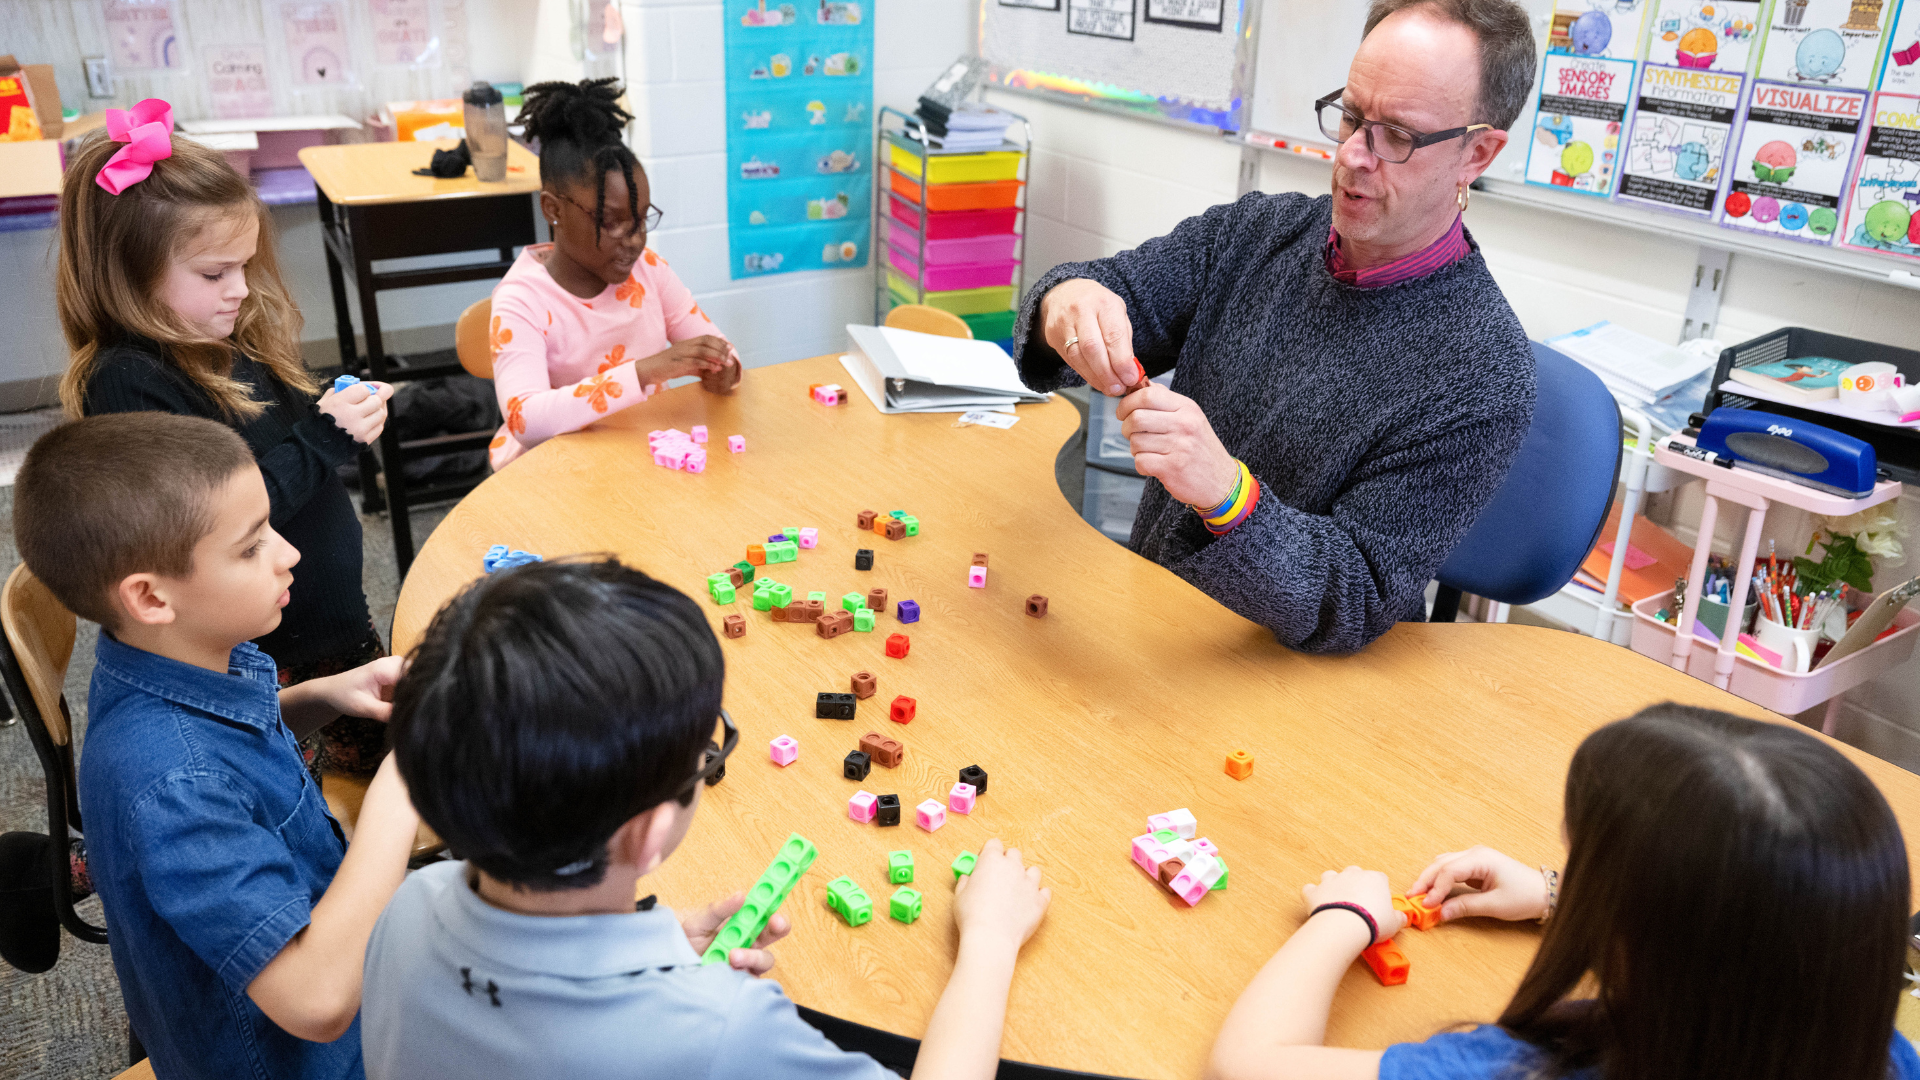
top-left (362, 860), bottom-right (898, 1080)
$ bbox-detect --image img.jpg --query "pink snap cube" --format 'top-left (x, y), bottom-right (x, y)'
top-left (691, 425), bottom-right (708, 443)
top-left (769, 735), bottom-right (798, 767)
top-left (812, 385), bottom-right (840, 406)
top-left (684, 451), bottom-right (707, 474)
top-left (1147, 808), bottom-right (1197, 839)
top-left (798, 527), bottom-right (818, 549)
top-left (915, 799), bottom-right (946, 832)
top-left (967, 565), bottom-right (987, 588)
top-left (1192, 837), bottom-right (1219, 858)
top-left (948, 782), bottom-right (976, 814)
top-left (1168, 853), bottom-right (1223, 906)
top-left (1130, 833), bottom-right (1161, 875)
top-left (728, 435), bottom-right (745, 453)
top-left (849, 790), bottom-right (878, 823)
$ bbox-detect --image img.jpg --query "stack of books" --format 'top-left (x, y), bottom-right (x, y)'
top-left (912, 98), bottom-right (1016, 152)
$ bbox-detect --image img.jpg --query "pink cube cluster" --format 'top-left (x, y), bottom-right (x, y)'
top-left (849, 790), bottom-right (878, 823)
top-left (811, 383), bottom-right (844, 406)
top-left (798, 527), bottom-right (818, 549)
top-left (948, 782), bottom-right (976, 814)
top-left (915, 798), bottom-right (946, 832)
top-left (1168, 852), bottom-right (1224, 906)
top-left (727, 435), bottom-right (746, 453)
top-left (1147, 808), bottom-right (1197, 839)
top-left (647, 429), bottom-right (707, 473)
top-left (967, 565), bottom-right (987, 588)
top-left (691, 425), bottom-right (708, 443)
top-left (768, 735), bottom-right (798, 767)
top-left (1131, 809), bottom-right (1224, 907)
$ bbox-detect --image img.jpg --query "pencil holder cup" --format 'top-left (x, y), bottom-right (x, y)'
top-left (1756, 616), bottom-right (1820, 674)
top-left (1698, 594), bottom-right (1759, 640)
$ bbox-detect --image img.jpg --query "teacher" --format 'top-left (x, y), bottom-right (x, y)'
top-left (1016, 0), bottom-right (1542, 654)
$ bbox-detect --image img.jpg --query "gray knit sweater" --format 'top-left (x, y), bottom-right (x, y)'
top-left (1015, 192), bottom-right (1537, 654)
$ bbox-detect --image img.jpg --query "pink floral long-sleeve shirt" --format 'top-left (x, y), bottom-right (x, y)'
top-left (487, 243), bottom-right (728, 469)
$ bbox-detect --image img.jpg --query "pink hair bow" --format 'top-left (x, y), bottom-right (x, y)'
top-left (95, 98), bottom-right (175, 195)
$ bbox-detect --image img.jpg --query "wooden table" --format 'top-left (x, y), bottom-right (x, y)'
top-left (298, 139), bottom-right (544, 575)
top-left (392, 355), bottom-right (1920, 1079)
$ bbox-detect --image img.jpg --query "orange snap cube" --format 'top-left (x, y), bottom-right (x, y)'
top-left (1224, 749), bottom-right (1254, 780)
top-left (1400, 893), bottom-right (1442, 931)
top-left (1360, 940), bottom-right (1409, 986)
top-left (746, 544), bottom-right (766, 566)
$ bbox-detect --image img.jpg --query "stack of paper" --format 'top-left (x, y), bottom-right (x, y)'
top-left (1545, 322), bottom-right (1718, 407)
top-left (841, 325), bottom-right (1047, 414)
top-left (911, 100), bottom-right (1017, 152)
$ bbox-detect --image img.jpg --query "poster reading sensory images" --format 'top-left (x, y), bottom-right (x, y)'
top-left (1719, 81), bottom-right (1868, 242)
top-left (1839, 92), bottom-right (1920, 257)
top-left (1527, 54), bottom-right (1638, 196)
top-left (1756, 0), bottom-right (1890, 91)
top-left (1617, 65), bottom-right (1744, 215)
top-left (1644, 0), bottom-right (1764, 72)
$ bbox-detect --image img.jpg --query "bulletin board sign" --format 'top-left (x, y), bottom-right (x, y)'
top-left (1145, 0), bottom-right (1224, 31)
top-left (1615, 65), bottom-right (1743, 218)
top-left (1718, 81), bottom-right (1868, 244)
top-left (1838, 91), bottom-right (1920, 257)
top-left (724, 0), bottom-right (874, 279)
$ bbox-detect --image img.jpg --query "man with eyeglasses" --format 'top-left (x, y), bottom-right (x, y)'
top-left (1016, 0), bottom-right (1541, 654)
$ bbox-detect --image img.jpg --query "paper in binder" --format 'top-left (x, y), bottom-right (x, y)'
top-left (841, 324), bottom-right (1047, 414)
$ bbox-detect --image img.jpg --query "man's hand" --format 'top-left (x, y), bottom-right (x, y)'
top-left (1117, 385), bottom-right (1240, 509)
top-left (681, 890), bottom-right (791, 975)
top-left (1039, 278), bottom-right (1146, 397)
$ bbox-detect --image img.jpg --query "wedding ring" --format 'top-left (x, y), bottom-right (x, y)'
top-left (1063, 335), bottom-right (1080, 352)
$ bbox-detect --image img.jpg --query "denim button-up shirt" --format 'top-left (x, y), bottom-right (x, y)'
top-left (78, 633), bottom-right (361, 1080)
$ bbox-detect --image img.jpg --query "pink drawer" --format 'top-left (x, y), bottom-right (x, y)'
top-left (886, 247), bottom-right (1020, 291)
top-left (885, 219), bottom-right (1019, 265)
top-left (888, 194), bottom-right (1020, 239)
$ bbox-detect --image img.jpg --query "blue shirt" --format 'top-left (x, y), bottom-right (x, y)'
top-left (1381, 1023), bottom-right (1920, 1079)
top-left (78, 633), bottom-right (361, 1080)
top-left (362, 860), bottom-right (898, 1080)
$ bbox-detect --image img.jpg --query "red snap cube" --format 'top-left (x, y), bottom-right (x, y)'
top-left (890, 696), bottom-right (916, 723)
top-left (885, 633), bottom-right (910, 659)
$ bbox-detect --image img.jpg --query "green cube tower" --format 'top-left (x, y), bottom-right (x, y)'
top-left (701, 833), bottom-right (817, 964)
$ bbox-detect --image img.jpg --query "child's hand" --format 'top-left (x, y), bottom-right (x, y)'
top-left (700, 349), bottom-right (742, 394)
top-left (319, 656), bottom-right (407, 722)
top-left (681, 891), bottom-right (792, 975)
top-left (953, 838), bottom-right (1051, 956)
top-left (1410, 845), bottom-right (1550, 923)
top-left (317, 381), bottom-right (393, 445)
top-left (1302, 866), bottom-right (1404, 946)
top-left (638, 337), bottom-right (735, 385)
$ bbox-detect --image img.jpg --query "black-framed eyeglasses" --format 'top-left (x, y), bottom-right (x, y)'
top-left (555, 190), bottom-right (664, 238)
top-left (1315, 88), bottom-right (1493, 164)
top-left (679, 709), bottom-right (738, 801)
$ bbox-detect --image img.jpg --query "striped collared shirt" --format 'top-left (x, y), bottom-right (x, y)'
top-left (1325, 213), bottom-right (1470, 288)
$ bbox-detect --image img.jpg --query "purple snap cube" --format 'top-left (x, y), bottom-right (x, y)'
top-left (897, 600), bottom-right (920, 624)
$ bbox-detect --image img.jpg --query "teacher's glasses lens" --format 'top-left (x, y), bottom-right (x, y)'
top-left (1317, 100), bottom-right (1416, 163)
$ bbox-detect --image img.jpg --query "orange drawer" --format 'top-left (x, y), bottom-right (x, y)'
top-left (888, 171), bottom-right (1023, 211)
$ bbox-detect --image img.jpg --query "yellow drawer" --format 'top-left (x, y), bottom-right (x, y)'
top-left (887, 271), bottom-right (1016, 315)
top-left (887, 142), bottom-right (1023, 185)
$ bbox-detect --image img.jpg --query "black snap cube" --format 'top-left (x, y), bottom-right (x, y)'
top-left (874, 793), bottom-right (901, 826)
top-left (855, 548), bottom-right (875, 571)
top-left (815, 692), bottom-right (857, 720)
top-left (958, 764), bottom-right (988, 795)
top-left (843, 750), bottom-right (872, 781)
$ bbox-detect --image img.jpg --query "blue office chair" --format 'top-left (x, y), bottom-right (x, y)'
top-left (1430, 342), bottom-right (1621, 623)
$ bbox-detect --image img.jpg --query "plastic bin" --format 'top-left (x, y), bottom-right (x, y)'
top-left (889, 171), bottom-right (1023, 211)
top-left (886, 141), bottom-right (1022, 184)
top-left (1628, 593), bottom-right (1920, 715)
top-left (886, 247), bottom-right (1019, 291)
top-left (888, 195), bottom-right (1020, 238)
top-left (886, 271), bottom-right (1015, 315)
top-left (883, 218), bottom-right (1019, 265)
top-left (961, 309), bottom-right (1016, 341)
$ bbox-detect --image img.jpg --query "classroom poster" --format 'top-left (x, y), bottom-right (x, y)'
top-left (104, 0), bottom-right (184, 72)
top-left (203, 44), bottom-right (272, 118)
top-left (724, 0), bottom-right (873, 278)
top-left (1644, 0), bottom-right (1763, 72)
top-left (1838, 92), bottom-right (1920, 255)
top-left (282, 2), bottom-right (353, 84)
top-left (369, 0), bottom-right (434, 66)
top-left (1617, 64), bottom-right (1743, 214)
top-left (1547, 0), bottom-right (1652, 61)
top-left (1879, 0), bottom-right (1920, 91)
top-left (1755, 0), bottom-right (1890, 91)
top-left (1068, 0), bottom-right (1136, 39)
top-left (1526, 53), bottom-right (1637, 196)
top-left (1719, 80), bottom-right (1868, 242)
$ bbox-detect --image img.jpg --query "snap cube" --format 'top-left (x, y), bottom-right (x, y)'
top-left (889, 887), bottom-right (923, 923)
top-left (967, 565), bottom-right (987, 588)
top-left (691, 425), bottom-right (707, 443)
top-left (727, 435), bottom-right (745, 453)
top-left (855, 549), bottom-right (874, 571)
top-left (1192, 838), bottom-right (1219, 858)
top-left (700, 833), bottom-right (817, 964)
top-left (889, 511), bottom-right (906, 519)
top-left (752, 589), bottom-right (775, 612)
top-left (723, 615), bottom-right (746, 639)
top-left (897, 600), bottom-right (920, 623)
top-left (746, 544), bottom-right (766, 566)
top-left (888, 850), bottom-right (915, 883)
top-left (859, 731), bottom-right (904, 767)
top-left (1130, 834), bottom-right (1161, 876)
top-left (783, 526), bottom-right (800, 540)
top-left (733, 561), bottom-right (755, 584)
top-left (333, 374), bottom-right (361, 392)
top-left (843, 751), bottom-right (871, 781)
top-left (866, 588), bottom-right (888, 612)
top-left (878, 519), bottom-right (900, 540)
top-left (915, 799), bottom-right (946, 832)
top-left (769, 735), bottom-right (798, 766)
top-left (1396, 893), bottom-right (1443, 931)
top-left (889, 696), bottom-right (916, 724)
top-left (1158, 859), bottom-right (1185, 887)
top-left (1148, 809), bottom-right (1197, 839)
top-left (798, 527), bottom-right (818, 549)
top-left (842, 592), bottom-right (866, 611)
top-left (769, 541), bottom-right (799, 563)
top-left (1168, 852), bottom-right (1223, 906)
top-left (1212, 854), bottom-right (1228, 891)
top-left (770, 533), bottom-right (790, 544)
top-left (726, 568), bottom-right (745, 588)
top-left (854, 608), bottom-right (875, 632)
top-left (808, 590), bottom-right (828, 603)
top-left (769, 583), bottom-right (793, 607)
top-left (874, 794), bottom-right (901, 826)
top-left (848, 790), bottom-right (878, 822)
top-left (951, 850), bottom-right (977, 879)
top-left (817, 610), bottom-right (854, 638)
top-left (1361, 940), bottom-right (1409, 986)
top-left (811, 384), bottom-right (842, 406)
top-left (1025, 595), bottom-right (1048, 618)
top-left (851, 670), bottom-right (877, 699)
top-left (709, 580), bottom-right (736, 604)
top-left (873, 515), bottom-right (890, 536)
top-left (948, 783), bottom-right (976, 814)
top-left (816, 692), bottom-right (856, 720)
top-left (971, 553), bottom-right (989, 566)
top-left (825, 877), bottom-right (871, 926)
top-left (885, 634), bottom-right (911, 659)
top-left (857, 510), bottom-right (877, 530)
top-left (901, 515), bottom-right (919, 536)
top-left (684, 451), bottom-right (706, 474)
top-left (1225, 749), bottom-right (1254, 780)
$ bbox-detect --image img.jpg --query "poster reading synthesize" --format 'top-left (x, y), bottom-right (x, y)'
top-left (1546, 0), bottom-right (1651, 61)
top-left (1839, 91), bottom-right (1920, 256)
top-left (1617, 65), bottom-right (1743, 215)
top-left (1527, 53), bottom-right (1637, 196)
top-left (1755, 0), bottom-right (1890, 91)
top-left (1719, 80), bottom-right (1868, 243)
top-left (1643, 0), bottom-right (1763, 72)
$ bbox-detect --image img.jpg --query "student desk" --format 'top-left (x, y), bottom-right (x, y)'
top-left (389, 355), bottom-right (1920, 1080)
top-left (298, 139), bottom-right (543, 575)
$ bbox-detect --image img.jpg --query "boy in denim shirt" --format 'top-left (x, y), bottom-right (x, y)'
top-left (366, 560), bottom-right (1052, 1080)
top-left (14, 414), bottom-right (420, 1079)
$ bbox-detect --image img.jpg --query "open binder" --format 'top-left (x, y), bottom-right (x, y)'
top-left (840, 324), bottom-right (1048, 414)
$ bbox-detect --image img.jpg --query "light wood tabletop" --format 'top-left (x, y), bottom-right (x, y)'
top-left (391, 354), bottom-right (1920, 1079)
top-left (296, 139), bottom-right (540, 206)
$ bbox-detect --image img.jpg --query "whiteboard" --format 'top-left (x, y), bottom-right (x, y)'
top-left (1245, 0), bottom-right (1369, 145)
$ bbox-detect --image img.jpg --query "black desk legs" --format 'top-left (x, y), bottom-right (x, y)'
top-left (317, 200), bottom-right (387, 515)
top-left (344, 206), bottom-right (417, 575)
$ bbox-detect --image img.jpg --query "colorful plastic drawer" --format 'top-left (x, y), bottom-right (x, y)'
top-left (887, 272), bottom-right (1016, 315)
top-left (961, 309), bottom-right (1017, 341)
top-left (888, 171), bottom-right (1023, 211)
top-left (886, 142), bottom-right (1022, 184)
top-left (888, 195), bottom-right (1020, 239)
top-left (887, 247), bottom-right (1019, 291)
top-left (884, 219), bottom-right (1019, 265)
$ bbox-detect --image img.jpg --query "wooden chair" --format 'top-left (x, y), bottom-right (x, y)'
top-left (884, 303), bottom-right (972, 339)
top-left (454, 298), bottom-right (494, 380)
top-left (113, 1058), bottom-right (154, 1079)
top-left (0, 564), bottom-right (106, 945)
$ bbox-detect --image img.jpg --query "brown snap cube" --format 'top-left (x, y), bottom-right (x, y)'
top-left (1025, 595), bottom-right (1048, 618)
top-left (1158, 859), bottom-right (1185, 887)
top-left (851, 670), bottom-right (877, 699)
top-left (971, 552), bottom-right (989, 566)
top-left (857, 509), bottom-right (877, 530)
top-left (727, 568), bottom-right (744, 588)
top-left (866, 588), bottom-right (888, 613)
top-left (722, 614), bottom-right (746, 638)
top-left (884, 520), bottom-right (906, 541)
top-left (859, 731), bottom-right (904, 768)
top-left (817, 610), bottom-right (854, 638)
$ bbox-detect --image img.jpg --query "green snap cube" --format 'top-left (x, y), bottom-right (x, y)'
top-left (783, 525), bottom-right (800, 540)
top-left (842, 592), bottom-right (866, 611)
top-left (854, 608), bottom-right (875, 632)
top-left (733, 561), bottom-right (756, 584)
top-left (826, 877), bottom-right (872, 926)
top-left (890, 887), bottom-right (923, 923)
top-left (808, 590), bottom-right (827, 603)
top-left (902, 515), bottom-right (919, 536)
top-left (752, 589), bottom-right (773, 611)
top-left (888, 510), bottom-right (906, 519)
top-left (1212, 855), bottom-right (1228, 891)
top-left (770, 583), bottom-right (793, 607)
top-left (888, 851), bottom-right (914, 884)
top-left (709, 581), bottom-right (736, 604)
top-left (951, 851), bottom-right (977, 880)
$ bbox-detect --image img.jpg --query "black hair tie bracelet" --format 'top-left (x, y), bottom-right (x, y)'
top-left (1310, 901), bottom-right (1378, 945)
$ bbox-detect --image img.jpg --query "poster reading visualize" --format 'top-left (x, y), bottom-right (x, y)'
top-left (1527, 53), bottom-right (1637, 196)
top-left (1617, 65), bottom-right (1743, 215)
top-left (1839, 91), bottom-right (1920, 257)
top-left (1756, 0), bottom-right (1890, 92)
top-left (1644, 0), bottom-right (1763, 72)
top-left (1547, 0), bottom-right (1651, 62)
top-left (1879, 0), bottom-right (1920, 92)
top-left (1719, 81), bottom-right (1868, 242)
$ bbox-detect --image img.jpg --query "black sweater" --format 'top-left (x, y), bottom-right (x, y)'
top-left (1016, 193), bottom-right (1537, 654)
top-left (81, 340), bottom-right (372, 669)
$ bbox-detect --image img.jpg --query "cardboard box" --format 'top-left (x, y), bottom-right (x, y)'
top-left (0, 56), bottom-right (63, 139)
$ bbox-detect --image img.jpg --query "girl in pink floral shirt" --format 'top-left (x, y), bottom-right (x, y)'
top-left (488, 79), bottom-right (740, 469)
